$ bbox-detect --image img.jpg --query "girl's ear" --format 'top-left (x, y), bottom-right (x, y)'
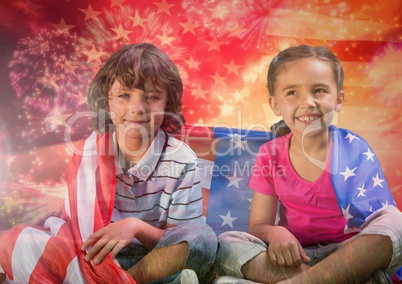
top-left (269, 96), bottom-right (281, 116)
top-left (335, 91), bottom-right (345, 112)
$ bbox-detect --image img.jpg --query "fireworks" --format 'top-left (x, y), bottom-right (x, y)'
top-left (367, 43), bottom-right (402, 107)
top-left (9, 29), bottom-right (90, 113)
top-left (79, 5), bottom-right (189, 81)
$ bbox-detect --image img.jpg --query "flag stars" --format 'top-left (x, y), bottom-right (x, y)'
top-left (356, 183), bottom-right (366, 197)
top-left (372, 173), bottom-right (384, 188)
top-left (111, 25), bottom-right (132, 41)
top-left (210, 72), bottom-right (226, 86)
top-left (79, 5), bottom-right (102, 21)
top-left (186, 56), bottom-right (201, 70)
top-left (156, 31), bottom-right (175, 47)
top-left (382, 200), bottom-right (389, 207)
top-left (342, 204), bottom-right (354, 220)
top-left (220, 102), bottom-right (235, 116)
top-left (154, 0), bottom-right (175, 16)
top-left (205, 36), bottom-right (225, 52)
top-left (219, 211), bottom-right (238, 228)
top-left (23, 0), bottom-right (41, 16)
top-left (344, 133), bottom-right (360, 143)
top-left (223, 59), bottom-right (242, 76)
top-left (50, 18), bottom-right (76, 31)
top-left (339, 166), bottom-right (357, 181)
top-left (192, 85), bottom-right (209, 101)
top-left (362, 148), bottom-right (375, 162)
top-left (129, 10), bottom-right (147, 29)
top-left (228, 133), bottom-right (247, 150)
top-left (110, 0), bottom-right (127, 8)
top-left (226, 171), bottom-right (243, 188)
top-left (82, 45), bottom-right (107, 64)
top-left (179, 19), bottom-right (198, 35)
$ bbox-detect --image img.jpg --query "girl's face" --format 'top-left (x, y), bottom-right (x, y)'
top-left (269, 58), bottom-right (344, 138)
top-left (108, 79), bottom-right (168, 143)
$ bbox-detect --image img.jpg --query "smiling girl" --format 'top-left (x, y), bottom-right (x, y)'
top-left (214, 45), bottom-right (402, 284)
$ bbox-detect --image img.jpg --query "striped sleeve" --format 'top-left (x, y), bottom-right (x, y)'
top-left (166, 138), bottom-right (204, 225)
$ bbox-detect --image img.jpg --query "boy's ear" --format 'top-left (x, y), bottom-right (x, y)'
top-left (269, 96), bottom-right (281, 116)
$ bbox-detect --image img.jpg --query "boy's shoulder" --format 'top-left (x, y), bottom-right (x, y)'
top-left (165, 133), bottom-right (198, 164)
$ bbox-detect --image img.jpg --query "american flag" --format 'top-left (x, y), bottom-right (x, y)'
top-left (179, 125), bottom-right (275, 235)
top-left (0, 0), bottom-right (401, 281)
top-left (330, 125), bottom-right (397, 231)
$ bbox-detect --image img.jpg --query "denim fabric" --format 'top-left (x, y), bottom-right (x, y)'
top-left (116, 222), bottom-right (217, 283)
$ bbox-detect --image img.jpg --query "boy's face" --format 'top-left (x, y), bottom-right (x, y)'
top-left (108, 79), bottom-right (168, 143)
top-left (269, 58), bottom-right (344, 138)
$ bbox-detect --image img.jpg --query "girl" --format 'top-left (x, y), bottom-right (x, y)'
top-left (214, 45), bottom-right (402, 284)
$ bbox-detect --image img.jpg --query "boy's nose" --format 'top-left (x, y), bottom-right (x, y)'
top-left (129, 97), bottom-right (146, 114)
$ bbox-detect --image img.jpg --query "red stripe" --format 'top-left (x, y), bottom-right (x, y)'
top-left (0, 224), bottom-right (41, 281)
top-left (96, 132), bottom-right (116, 228)
top-left (29, 223), bottom-right (77, 284)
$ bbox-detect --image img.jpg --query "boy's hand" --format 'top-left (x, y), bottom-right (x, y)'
top-left (267, 226), bottom-right (310, 267)
top-left (81, 218), bottom-right (136, 264)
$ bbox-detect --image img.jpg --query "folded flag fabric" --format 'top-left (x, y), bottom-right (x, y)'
top-left (329, 125), bottom-right (396, 231)
top-left (0, 131), bottom-right (136, 284)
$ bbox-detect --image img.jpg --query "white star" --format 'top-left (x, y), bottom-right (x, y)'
top-left (226, 171), bottom-right (243, 188)
top-left (356, 183), bottom-right (366, 197)
top-left (344, 133), bottom-right (360, 143)
top-left (342, 204), bottom-right (354, 220)
top-left (382, 200), bottom-right (389, 207)
top-left (362, 148), bottom-right (375, 162)
top-left (219, 211), bottom-right (238, 228)
top-left (228, 133), bottom-right (247, 150)
top-left (372, 173), bottom-right (384, 188)
top-left (339, 166), bottom-right (357, 181)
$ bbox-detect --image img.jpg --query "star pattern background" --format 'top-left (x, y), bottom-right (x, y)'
top-left (0, 0), bottom-right (401, 235)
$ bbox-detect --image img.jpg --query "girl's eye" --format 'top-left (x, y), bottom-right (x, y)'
top-left (315, 88), bottom-right (327, 94)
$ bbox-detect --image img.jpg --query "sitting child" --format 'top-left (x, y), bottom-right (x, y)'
top-left (0, 43), bottom-right (217, 284)
top-left (214, 44), bottom-right (402, 283)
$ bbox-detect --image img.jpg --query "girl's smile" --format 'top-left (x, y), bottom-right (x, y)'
top-left (270, 58), bottom-right (344, 138)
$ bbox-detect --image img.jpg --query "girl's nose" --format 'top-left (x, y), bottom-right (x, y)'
top-left (300, 93), bottom-right (316, 109)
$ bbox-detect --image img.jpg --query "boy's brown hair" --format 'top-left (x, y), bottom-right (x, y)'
top-left (87, 43), bottom-right (184, 133)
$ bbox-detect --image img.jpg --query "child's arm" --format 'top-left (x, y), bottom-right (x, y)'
top-left (81, 217), bottom-right (165, 264)
top-left (249, 191), bottom-right (310, 267)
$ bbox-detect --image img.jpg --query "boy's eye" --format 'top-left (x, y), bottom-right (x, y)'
top-left (118, 93), bottom-right (130, 99)
top-left (146, 95), bottom-right (159, 101)
top-left (287, 91), bottom-right (296, 96)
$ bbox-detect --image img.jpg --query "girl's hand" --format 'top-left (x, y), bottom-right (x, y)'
top-left (81, 218), bottom-right (137, 264)
top-left (267, 226), bottom-right (310, 267)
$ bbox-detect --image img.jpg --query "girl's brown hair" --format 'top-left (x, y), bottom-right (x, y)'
top-left (87, 43), bottom-right (184, 133)
top-left (267, 45), bottom-right (344, 136)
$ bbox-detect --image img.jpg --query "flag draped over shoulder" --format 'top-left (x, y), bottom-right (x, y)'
top-left (181, 124), bottom-right (397, 236)
top-left (0, 131), bottom-right (136, 284)
top-left (329, 125), bottom-right (396, 232)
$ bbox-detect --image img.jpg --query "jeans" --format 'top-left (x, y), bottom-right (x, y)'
top-left (116, 222), bottom-right (217, 283)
